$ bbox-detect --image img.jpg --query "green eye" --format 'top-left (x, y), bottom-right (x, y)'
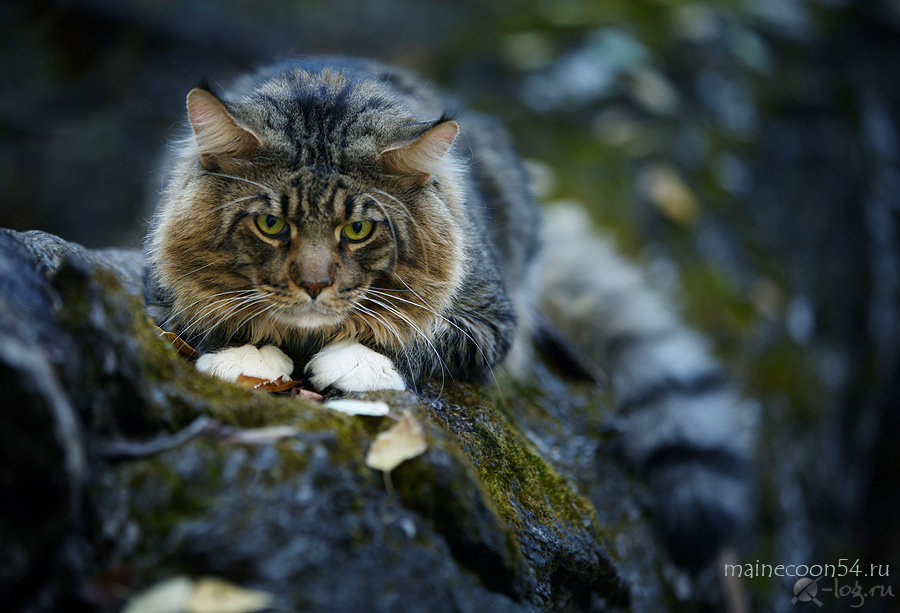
top-left (342, 220), bottom-right (375, 242)
top-left (255, 214), bottom-right (287, 237)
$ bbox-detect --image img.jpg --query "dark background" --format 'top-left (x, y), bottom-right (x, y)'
top-left (2, 0), bottom-right (898, 609)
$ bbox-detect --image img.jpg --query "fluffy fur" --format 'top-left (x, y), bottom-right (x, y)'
top-left (146, 58), bottom-right (751, 569)
top-left (147, 59), bottom-right (533, 389)
top-left (539, 205), bottom-right (754, 569)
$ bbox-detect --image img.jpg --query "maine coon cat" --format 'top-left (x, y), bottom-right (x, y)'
top-left (146, 58), bottom-right (752, 570)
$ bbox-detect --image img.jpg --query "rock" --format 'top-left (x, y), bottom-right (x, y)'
top-left (0, 229), bottom-right (677, 611)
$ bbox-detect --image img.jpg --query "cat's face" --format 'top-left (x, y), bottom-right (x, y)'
top-left (171, 166), bottom-right (423, 333)
top-left (151, 75), bottom-right (464, 350)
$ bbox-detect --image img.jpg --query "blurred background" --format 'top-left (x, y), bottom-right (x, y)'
top-left (2, 0), bottom-right (898, 609)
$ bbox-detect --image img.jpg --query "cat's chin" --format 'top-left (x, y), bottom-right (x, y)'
top-left (279, 309), bottom-right (345, 330)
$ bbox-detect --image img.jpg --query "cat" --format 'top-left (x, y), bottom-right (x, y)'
top-left (146, 59), bottom-right (536, 392)
top-left (145, 58), bottom-right (752, 570)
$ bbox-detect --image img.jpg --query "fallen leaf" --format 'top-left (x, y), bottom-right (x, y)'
top-left (122, 576), bottom-right (193, 613)
top-left (235, 374), bottom-right (302, 393)
top-left (188, 577), bottom-right (273, 613)
top-left (153, 328), bottom-right (316, 397)
top-left (324, 398), bottom-right (390, 416)
top-left (223, 425), bottom-right (300, 445)
top-left (365, 412), bottom-right (428, 472)
top-left (122, 576), bottom-right (273, 613)
top-left (637, 163), bottom-right (700, 226)
top-left (291, 387), bottom-right (324, 401)
top-left (155, 326), bottom-right (200, 360)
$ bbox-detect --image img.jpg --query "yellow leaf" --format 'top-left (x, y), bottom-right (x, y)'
top-left (122, 577), bottom-right (192, 613)
top-left (188, 577), bottom-right (273, 613)
top-left (365, 412), bottom-right (428, 472)
top-left (638, 164), bottom-right (700, 226)
top-left (123, 577), bottom-right (273, 613)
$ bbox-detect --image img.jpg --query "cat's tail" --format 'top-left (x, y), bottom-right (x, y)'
top-left (536, 204), bottom-right (755, 570)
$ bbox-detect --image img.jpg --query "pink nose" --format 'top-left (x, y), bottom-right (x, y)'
top-left (299, 281), bottom-right (329, 298)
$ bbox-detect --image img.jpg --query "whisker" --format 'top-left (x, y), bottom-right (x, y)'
top-left (362, 192), bottom-right (399, 268)
top-left (381, 275), bottom-right (505, 402)
top-left (193, 296), bottom-right (271, 347)
top-left (358, 298), bottom-right (447, 394)
top-left (350, 303), bottom-right (403, 347)
top-left (200, 171), bottom-right (272, 192)
top-left (369, 189), bottom-right (434, 270)
top-left (359, 294), bottom-right (450, 392)
top-left (162, 289), bottom-right (254, 327)
top-left (177, 292), bottom-right (260, 329)
top-left (225, 301), bottom-right (279, 346)
top-left (180, 293), bottom-right (269, 345)
top-left (352, 301), bottom-right (445, 395)
top-left (168, 261), bottom-right (218, 283)
top-left (210, 193), bottom-right (265, 213)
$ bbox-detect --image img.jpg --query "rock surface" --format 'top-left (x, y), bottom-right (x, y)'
top-left (0, 229), bottom-right (682, 612)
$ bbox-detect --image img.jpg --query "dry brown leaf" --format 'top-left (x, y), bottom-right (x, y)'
top-left (365, 412), bottom-right (428, 472)
top-left (154, 326), bottom-right (200, 360)
top-left (235, 374), bottom-right (303, 393)
top-left (153, 328), bottom-right (318, 398)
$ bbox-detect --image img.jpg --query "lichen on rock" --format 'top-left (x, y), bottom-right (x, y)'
top-left (0, 229), bottom-right (679, 612)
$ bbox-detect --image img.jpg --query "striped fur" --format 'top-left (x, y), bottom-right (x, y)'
top-left (538, 205), bottom-right (754, 569)
top-left (146, 59), bottom-right (535, 385)
top-left (146, 58), bottom-right (752, 568)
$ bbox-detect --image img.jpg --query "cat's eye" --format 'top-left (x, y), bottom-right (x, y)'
top-left (255, 214), bottom-right (288, 237)
top-left (341, 220), bottom-right (375, 242)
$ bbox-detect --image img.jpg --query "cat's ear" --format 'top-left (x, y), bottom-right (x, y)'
top-left (379, 119), bottom-right (459, 185)
top-left (186, 88), bottom-right (262, 169)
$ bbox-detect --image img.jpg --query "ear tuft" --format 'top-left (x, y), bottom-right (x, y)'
top-left (186, 88), bottom-right (262, 169)
top-left (379, 120), bottom-right (459, 185)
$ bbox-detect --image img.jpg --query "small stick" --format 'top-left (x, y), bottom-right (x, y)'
top-left (96, 416), bottom-right (216, 460)
top-left (718, 547), bottom-right (748, 613)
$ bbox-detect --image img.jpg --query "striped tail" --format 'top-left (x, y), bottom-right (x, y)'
top-left (536, 205), bottom-right (755, 570)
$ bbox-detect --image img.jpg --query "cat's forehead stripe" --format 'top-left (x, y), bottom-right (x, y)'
top-left (343, 191), bottom-right (357, 220)
top-left (297, 178), bottom-right (312, 218)
top-left (319, 179), bottom-right (341, 215)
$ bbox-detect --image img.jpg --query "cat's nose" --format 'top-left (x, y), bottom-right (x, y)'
top-left (299, 281), bottom-right (330, 299)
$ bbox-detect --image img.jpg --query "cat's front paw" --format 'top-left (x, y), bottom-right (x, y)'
top-left (196, 344), bottom-right (294, 383)
top-left (305, 341), bottom-right (406, 392)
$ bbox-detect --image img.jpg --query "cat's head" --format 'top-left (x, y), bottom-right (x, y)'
top-left (148, 65), bottom-right (465, 350)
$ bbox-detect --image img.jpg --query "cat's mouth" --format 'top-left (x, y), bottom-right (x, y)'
top-left (277, 301), bottom-right (346, 330)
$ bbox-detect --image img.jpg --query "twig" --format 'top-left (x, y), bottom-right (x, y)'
top-left (96, 416), bottom-right (217, 460)
top-left (718, 547), bottom-right (749, 613)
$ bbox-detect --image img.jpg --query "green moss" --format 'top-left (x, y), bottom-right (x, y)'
top-left (679, 262), bottom-right (757, 345)
top-left (112, 443), bottom-right (223, 554)
top-left (65, 260), bottom-right (626, 600)
top-left (429, 384), bottom-right (600, 537)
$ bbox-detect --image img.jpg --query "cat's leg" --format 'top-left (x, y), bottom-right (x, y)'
top-left (538, 205), bottom-right (756, 570)
top-left (196, 344), bottom-right (293, 382)
top-left (305, 341), bottom-right (406, 392)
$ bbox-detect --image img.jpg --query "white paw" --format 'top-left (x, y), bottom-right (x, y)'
top-left (305, 341), bottom-right (406, 392)
top-left (196, 344), bottom-right (294, 383)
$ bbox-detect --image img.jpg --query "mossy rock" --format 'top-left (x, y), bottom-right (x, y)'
top-left (0, 229), bottom-right (677, 612)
